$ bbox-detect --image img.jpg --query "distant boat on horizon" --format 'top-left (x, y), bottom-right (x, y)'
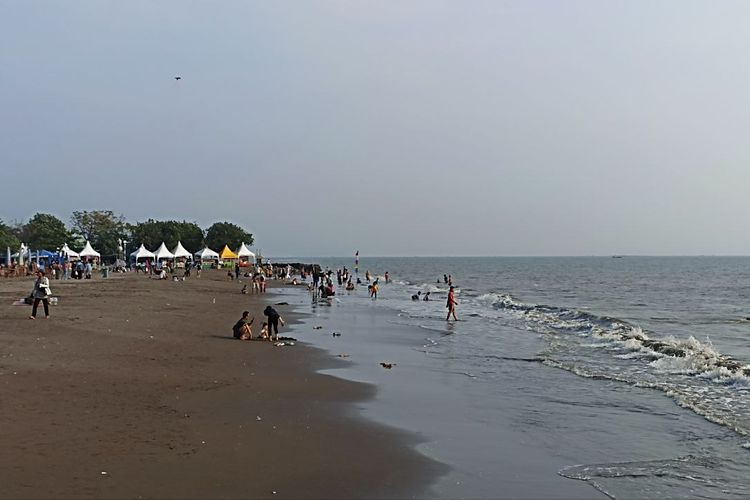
top-left (612, 255), bottom-right (624, 258)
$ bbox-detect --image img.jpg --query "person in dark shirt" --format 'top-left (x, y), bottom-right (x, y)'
top-left (263, 306), bottom-right (285, 341)
top-left (233, 311), bottom-right (254, 340)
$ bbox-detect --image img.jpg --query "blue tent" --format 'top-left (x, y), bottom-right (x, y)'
top-left (34, 249), bottom-right (57, 259)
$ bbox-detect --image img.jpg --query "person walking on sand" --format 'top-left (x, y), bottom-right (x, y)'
top-left (446, 286), bottom-right (458, 321)
top-left (29, 270), bottom-right (51, 319)
top-left (263, 305), bottom-right (285, 341)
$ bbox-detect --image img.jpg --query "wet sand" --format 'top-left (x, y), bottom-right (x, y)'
top-left (0, 271), bottom-right (443, 499)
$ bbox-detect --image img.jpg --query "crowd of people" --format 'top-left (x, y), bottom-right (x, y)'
top-left (304, 266), bottom-right (458, 321)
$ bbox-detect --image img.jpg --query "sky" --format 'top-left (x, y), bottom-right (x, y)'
top-left (1, 0), bottom-right (749, 256)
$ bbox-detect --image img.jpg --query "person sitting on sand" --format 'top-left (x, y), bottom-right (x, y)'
top-left (423, 291), bottom-right (430, 301)
top-left (411, 291), bottom-right (421, 301)
top-left (233, 311), bottom-right (254, 340)
top-left (241, 284), bottom-right (248, 294)
top-left (346, 280), bottom-right (355, 291)
top-left (158, 268), bottom-right (167, 280)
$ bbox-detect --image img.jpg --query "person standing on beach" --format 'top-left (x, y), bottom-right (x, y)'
top-left (29, 270), bottom-right (51, 320)
top-left (263, 305), bottom-right (285, 341)
top-left (446, 286), bottom-right (458, 321)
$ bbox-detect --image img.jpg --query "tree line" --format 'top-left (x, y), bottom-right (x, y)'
top-left (0, 211), bottom-right (254, 257)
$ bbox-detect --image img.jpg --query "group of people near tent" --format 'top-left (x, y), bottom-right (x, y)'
top-left (130, 242), bottom-right (256, 267)
top-left (1, 241), bottom-right (102, 278)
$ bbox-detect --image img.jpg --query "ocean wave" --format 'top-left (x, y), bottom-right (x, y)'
top-left (479, 293), bottom-right (750, 381)
top-left (466, 292), bottom-right (750, 438)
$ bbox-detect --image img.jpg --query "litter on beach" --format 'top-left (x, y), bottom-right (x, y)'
top-left (380, 362), bottom-right (396, 369)
top-left (274, 342), bottom-right (295, 347)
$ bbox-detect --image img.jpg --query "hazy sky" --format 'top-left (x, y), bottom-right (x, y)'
top-left (2, 1), bottom-right (749, 256)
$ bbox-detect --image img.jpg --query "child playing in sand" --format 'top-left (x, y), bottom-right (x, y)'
top-left (259, 322), bottom-right (269, 340)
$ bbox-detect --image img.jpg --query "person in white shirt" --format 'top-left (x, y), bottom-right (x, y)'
top-left (29, 270), bottom-right (51, 319)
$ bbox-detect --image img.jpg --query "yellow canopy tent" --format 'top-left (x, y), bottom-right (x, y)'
top-left (219, 245), bottom-right (239, 259)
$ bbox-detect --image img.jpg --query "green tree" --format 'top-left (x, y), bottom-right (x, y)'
top-left (70, 210), bottom-right (127, 256)
top-left (129, 220), bottom-right (204, 253)
top-left (204, 221), bottom-right (253, 251)
top-left (21, 213), bottom-right (71, 250)
top-left (0, 219), bottom-right (20, 251)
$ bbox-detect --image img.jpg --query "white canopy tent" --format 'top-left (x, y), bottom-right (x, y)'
top-left (130, 244), bottom-right (155, 260)
top-left (79, 241), bottom-right (101, 259)
top-left (171, 241), bottom-right (192, 260)
top-left (194, 246), bottom-right (219, 260)
top-left (235, 242), bottom-right (256, 263)
top-left (61, 243), bottom-right (79, 258)
top-left (153, 242), bottom-right (175, 260)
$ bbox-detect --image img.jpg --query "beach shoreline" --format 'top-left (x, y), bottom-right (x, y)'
top-left (0, 271), bottom-right (444, 499)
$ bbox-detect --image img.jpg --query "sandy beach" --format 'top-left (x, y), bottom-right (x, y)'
top-left (0, 271), bottom-right (443, 499)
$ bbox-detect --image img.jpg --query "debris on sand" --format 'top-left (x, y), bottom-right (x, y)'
top-left (380, 362), bottom-right (395, 369)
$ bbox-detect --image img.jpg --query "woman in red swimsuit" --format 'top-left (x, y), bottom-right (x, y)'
top-left (446, 286), bottom-right (458, 321)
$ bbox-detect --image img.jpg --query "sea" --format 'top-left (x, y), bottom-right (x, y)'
top-left (271, 256), bottom-right (750, 499)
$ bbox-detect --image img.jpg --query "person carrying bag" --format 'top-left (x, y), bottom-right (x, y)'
top-left (29, 270), bottom-right (52, 319)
